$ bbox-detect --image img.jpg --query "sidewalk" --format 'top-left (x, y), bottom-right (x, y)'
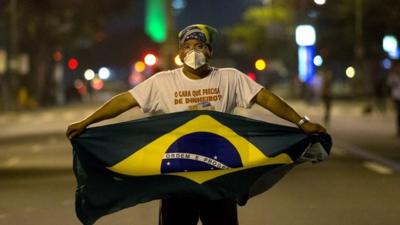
top-left (0, 99), bottom-right (395, 140)
top-left (0, 100), bottom-right (397, 172)
top-left (0, 103), bottom-right (150, 141)
top-left (0, 103), bottom-right (150, 171)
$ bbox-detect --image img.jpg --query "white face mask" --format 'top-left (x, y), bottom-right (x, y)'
top-left (183, 50), bottom-right (206, 70)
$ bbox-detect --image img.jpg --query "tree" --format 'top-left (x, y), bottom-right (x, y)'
top-left (225, 0), bottom-right (400, 96)
top-left (316, 0), bottom-right (400, 95)
top-left (4, 0), bottom-right (131, 106)
top-left (224, 1), bottom-right (296, 60)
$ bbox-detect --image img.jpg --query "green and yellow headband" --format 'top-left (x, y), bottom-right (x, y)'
top-left (178, 24), bottom-right (217, 48)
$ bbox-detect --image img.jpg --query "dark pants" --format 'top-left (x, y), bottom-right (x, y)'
top-left (159, 198), bottom-right (238, 225)
top-left (322, 96), bottom-right (332, 124)
top-left (395, 100), bottom-right (400, 135)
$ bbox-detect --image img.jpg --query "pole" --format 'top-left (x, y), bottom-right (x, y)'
top-left (160, 0), bottom-right (177, 70)
top-left (354, 0), bottom-right (365, 96)
top-left (5, 0), bottom-right (19, 110)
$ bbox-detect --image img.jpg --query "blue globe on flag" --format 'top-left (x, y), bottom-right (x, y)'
top-left (161, 132), bottom-right (243, 173)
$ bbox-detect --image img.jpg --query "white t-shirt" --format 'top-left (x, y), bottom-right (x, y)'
top-left (129, 67), bottom-right (263, 113)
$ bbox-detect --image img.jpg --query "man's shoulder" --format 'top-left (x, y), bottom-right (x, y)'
top-left (213, 67), bottom-right (243, 75)
top-left (150, 68), bottom-right (180, 79)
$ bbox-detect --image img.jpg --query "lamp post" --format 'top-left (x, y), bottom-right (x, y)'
top-left (3, 0), bottom-right (19, 110)
top-left (160, 0), bottom-right (177, 70)
top-left (353, 0), bottom-right (366, 96)
top-left (354, 0), bottom-right (364, 61)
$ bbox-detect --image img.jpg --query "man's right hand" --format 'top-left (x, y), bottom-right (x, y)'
top-left (65, 91), bottom-right (138, 139)
top-left (66, 121), bottom-right (88, 139)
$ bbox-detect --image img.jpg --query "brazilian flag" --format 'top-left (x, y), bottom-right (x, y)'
top-left (71, 111), bottom-right (331, 225)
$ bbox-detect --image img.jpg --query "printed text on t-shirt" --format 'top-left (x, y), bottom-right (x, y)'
top-left (174, 88), bottom-right (223, 105)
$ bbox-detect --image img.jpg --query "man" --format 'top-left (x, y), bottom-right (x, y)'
top-left (67, 24), bottom-right (326, 225)
top-left (321, 69), bottom-right (333, 125)
top-left (387, 61), bottom-right (400, 136)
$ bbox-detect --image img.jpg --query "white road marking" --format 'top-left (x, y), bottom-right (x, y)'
top-left (363, 161), bottom-right (394, 175)
top-left (335, 140), bottom-right (400, 173)
top-left (4, 157), bottom-right (21, 167)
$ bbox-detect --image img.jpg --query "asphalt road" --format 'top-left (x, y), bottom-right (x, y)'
top-left (0, 102), bottom-right (399, 225)
top-left (1, 144), bottom-right (399, 225)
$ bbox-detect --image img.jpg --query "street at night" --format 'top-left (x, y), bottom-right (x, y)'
top-left (1, 101), bottom-right (399, 225)
top-left (1, 0), bottom-right (400, 224)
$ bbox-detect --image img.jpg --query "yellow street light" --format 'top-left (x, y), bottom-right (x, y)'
top-left (255, 59), bottom-right (267, 71)
top-left (134, 61), bottom-right (146, 73)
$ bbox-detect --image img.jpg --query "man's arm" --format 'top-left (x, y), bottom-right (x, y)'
top-left (254, 88), bottom-right (326, 134)
top-left (66, 91), bottom-right (139, 138)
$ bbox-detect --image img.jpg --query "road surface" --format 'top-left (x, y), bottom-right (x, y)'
top-left (0, 101), bottom-right (399, 225)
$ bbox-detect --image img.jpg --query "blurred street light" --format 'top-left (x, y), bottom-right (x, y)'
top-left (91, 78), bottom-right (104, 90)
top-left (74, 79), bottom-right (87, 95)
top-left (383, 35), bottom-right (399, 59)
top-left (296, 25), bottom-right (316, 46)
top-left (68, 58), bottom-right (79, 71)
top-left (145, 0), bottom-right (167, 43)
top-left (98, 67), bottom-right (111, 80)
top-left (346, 66), bottom-right (356, 78)
top-left (313, 55), bottom-right (323, 67)
top-left (314, 0), bottom-right (326, 5)
top-left (255, 59), bottom-right (267, 71)
top-left (52, 51), bottom-right (62, 62)
top-left (296, 25), bottom-right (316, 84)
top-left (144, 53), bottom-right (157, 66)
top-left (84, 69), bottom-right (95, 81)
top-left (383, 35), bottom-right (397, 51)
top-left (172, 0), bottom-right (186, 10)
top-left (134, 61), bottom-right (146, 72)
top-left (382, 59), bottom-right (392, 70)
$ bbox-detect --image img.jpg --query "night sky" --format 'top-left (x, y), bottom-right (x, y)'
top-left (81, 0), bottom-right (263, 81)
top-left (106, 0), bottom-right (262, 33)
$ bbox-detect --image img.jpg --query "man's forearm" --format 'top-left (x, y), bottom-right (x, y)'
top-left (82, 92), bottom-right (137, 126)
top-left (255, 89), bottom-right (302, 125)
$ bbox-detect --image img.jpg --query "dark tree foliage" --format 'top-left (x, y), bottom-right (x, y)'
top-left (3, 0), bottom-right (132, 105)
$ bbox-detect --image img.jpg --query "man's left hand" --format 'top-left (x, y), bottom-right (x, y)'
top-left (300, 122), bottom-right (326, 134)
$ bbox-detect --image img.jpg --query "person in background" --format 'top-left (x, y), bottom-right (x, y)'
top-left (321, 69), bottom-right (333, 125)
top-left (387, 61), bottom-right (400, 137)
